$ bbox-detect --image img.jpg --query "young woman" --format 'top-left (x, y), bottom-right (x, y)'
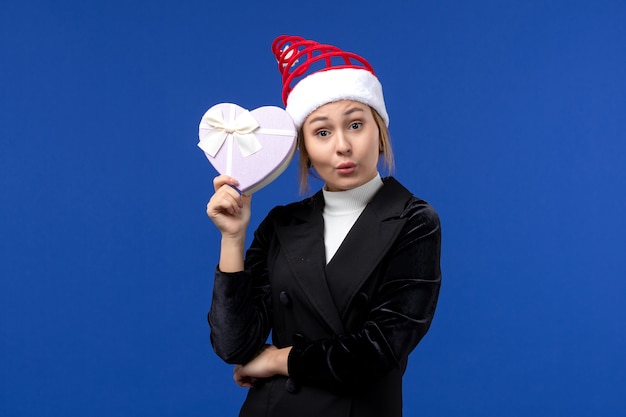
top-left (206, 35), bottom-right (441, 417)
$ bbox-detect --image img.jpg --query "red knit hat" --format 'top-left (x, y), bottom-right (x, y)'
top-left (272, 35), bottom-right (389, 129)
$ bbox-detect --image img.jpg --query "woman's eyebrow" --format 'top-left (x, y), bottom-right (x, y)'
top-left (306, 106), bottom-right (365, 126)
top-left (306, 115), bottom-right (329, 125)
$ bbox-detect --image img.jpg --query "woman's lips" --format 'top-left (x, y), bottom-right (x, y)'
top-left (336, 162), bottom-right (356, 175)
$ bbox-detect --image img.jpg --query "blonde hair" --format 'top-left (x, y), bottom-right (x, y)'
top-left (297, 107), bottom-right (395, 194)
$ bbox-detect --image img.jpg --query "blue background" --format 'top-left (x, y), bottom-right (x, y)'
top-left (1, 1), bottom-right (625, 416)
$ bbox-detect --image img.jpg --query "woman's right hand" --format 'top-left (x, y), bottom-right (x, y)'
top-left (206, 175), bottom-right (252, 239)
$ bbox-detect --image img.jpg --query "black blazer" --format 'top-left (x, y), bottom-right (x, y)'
top-left (209, 177), bottom-right (441, 417)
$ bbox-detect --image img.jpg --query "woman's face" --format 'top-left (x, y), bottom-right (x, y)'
top-left (302, 100), bottom-right (380, 192)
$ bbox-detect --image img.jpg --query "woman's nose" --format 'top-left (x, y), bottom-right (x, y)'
top-left (335, 132), bottom-right (351, 154)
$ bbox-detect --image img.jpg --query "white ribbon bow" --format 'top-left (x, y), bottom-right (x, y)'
top-left (198, 108), bottom-right (263, 157)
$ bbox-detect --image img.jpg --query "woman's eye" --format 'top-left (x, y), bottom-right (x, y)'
top-left (316, 130), bottom-right (330, 137)
top-left (349, 122), bottom-right (362, 130)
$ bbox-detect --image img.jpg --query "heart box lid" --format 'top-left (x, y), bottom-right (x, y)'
top-left (198, 103), bottom-right (297, 195)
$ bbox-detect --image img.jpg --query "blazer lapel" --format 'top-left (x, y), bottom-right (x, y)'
top-left (275, 194), bottom-right (346, 335)
top-left (325, 178), bottom-right (414, 317)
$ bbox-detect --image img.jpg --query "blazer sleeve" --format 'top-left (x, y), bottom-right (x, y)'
top-left (287, 199), bottom-right (442, 391)
top-left (207, 207), bottom-right (278, 364)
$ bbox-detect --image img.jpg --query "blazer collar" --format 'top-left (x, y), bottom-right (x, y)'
top-left (275, 195), bottom-right (347, 334)
top-left (275, 177), bottom-right (413, 333)
top-left (325, 177), bottom-right (414, 317)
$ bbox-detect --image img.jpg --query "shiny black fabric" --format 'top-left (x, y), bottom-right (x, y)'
top-left (208, 177), bottom-right (441, 417)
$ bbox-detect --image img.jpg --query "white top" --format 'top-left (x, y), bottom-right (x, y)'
top-left (322, 173), bottom-right (384, 264)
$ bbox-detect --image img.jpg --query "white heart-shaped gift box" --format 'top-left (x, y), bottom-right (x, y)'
top-left (198, 103), bottom-right (297, 195)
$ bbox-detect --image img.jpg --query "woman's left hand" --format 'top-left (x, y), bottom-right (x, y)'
top-left (233, 345), bottom-right (292, 388)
